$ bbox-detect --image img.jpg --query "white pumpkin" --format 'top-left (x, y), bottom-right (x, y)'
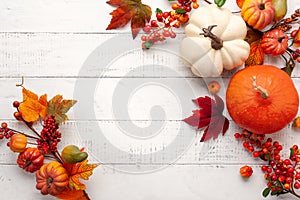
top-left (180, 4), bottom-right (250, 77)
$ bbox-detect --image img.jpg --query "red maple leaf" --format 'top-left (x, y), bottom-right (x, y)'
top-left (183, 95), bottom-right (229, 142)
top-left (106, 0), bottom-right (152, 39)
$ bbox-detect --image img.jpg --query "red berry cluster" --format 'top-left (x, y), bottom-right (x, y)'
top-left (0, 122), bottom-right (15, 139)
top-left (141, 0), bottom-right (199, 49)
top-left (235, 130), bottom-right (300, 198)
top-left (37, 116), bottom-right (61, 154)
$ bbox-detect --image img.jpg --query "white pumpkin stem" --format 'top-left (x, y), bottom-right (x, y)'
top-left (253, 76), bottom-right (269, 99)
top-left (200, 25), bottom-right (223, 50)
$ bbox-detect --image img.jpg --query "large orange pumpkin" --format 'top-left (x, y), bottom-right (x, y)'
top-left (241, 0), bottom-right (274, 30)
top-left (226, 65), bottom-right (299, 134)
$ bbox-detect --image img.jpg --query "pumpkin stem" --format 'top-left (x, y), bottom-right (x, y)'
top-left (258, 3), bottom-right (265, 10)
top-left (253, 76), bottom-right (269, 99)
top-left (278, 36), bottom-right (285, 43)
top-left (200, 25), bottom-right (223, 50)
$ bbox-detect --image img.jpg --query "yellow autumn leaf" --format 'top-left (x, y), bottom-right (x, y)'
top-left (66, 160), bottom-right (98, 191)
top-left (19, 88), bottom-right (48, 122)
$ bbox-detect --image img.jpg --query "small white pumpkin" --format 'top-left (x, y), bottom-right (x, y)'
top-left (180, 4), bottom-right (250, 77)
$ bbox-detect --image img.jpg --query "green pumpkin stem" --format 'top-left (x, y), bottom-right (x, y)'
top-left (200, 25), bottom-right (223, 50)
top-left (253, 76), bottom-right (269, 99)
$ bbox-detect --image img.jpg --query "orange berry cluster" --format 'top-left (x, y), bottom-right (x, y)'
top-left (277, 9), bottom-right (300, 32)
top-left (235, 130), bottom-right (300, 197)
top-left (141, 0), bottom-right (199, 49)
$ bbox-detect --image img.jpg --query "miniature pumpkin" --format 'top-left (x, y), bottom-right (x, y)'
top-left (261, 29), bottom-right (288, 56)
top-left (17, 147), bottom-right (44, 173)
top-left (241, 0), bottom-right (275, 30)
top-left (180, 4), bottom-right (250, 77)
top-left (36, 161), bottom-right (69, 195)
top-left (9, 133), bottom-right (27, 152)
top-left (62, 145), bottom-right (88, 164)
top-left (226, 65), bottom-right (299, 134)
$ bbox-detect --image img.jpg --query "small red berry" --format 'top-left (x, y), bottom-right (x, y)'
top-left (162, 30), bottom-right (170, 37)
top-left (278, 175), bottom-right (285, 182)
top-left (291, 30), bottom-right (298, 38)
top-left (14, 111), bottom-right (22, 120)
top-left (163, 12), bottom-right (170, 19)
top-left (295, 182), bottom-right (300, 189)
top-left (13, 101), bottom-right (20, 108)
top-left (243, 141), bottom-right (249, 148)
top-left (156, 12), bottom-right (163, 20)
top-left (1, 122), bottom-right (7, 129)
top-left (234, 133), bottom-right (241, 139)
top-left (283, 159), bottom-right (291, 165)
top-left (143, 25), bottom-right (152, 33)
top-left (170, 31), bottom-right (176, 38)
top-left (253, 151), bottom-right (260, 157)
top-left (150, 20), bottom-right (158, 27)
top-left (296, 173), bottom-right (300, 179)
top-left (261, 165), bottom-right (268, 171)
top-left (0, 134), bottom-right (3, 139)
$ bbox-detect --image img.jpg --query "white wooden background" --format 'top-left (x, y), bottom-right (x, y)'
top-left (1, 0), bottom-right (300, 199)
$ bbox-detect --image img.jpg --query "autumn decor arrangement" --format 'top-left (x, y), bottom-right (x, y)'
top-left (1, 83), bottom-right (98, 199)
top-left (105, 0), bottom-right (300, 198)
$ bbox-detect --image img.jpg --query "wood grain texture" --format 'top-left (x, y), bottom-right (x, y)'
top-left (0, 0), bottom-right (300, 199)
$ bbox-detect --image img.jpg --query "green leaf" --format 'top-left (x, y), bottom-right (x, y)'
top-left (175, 8), bottom-right (186, 14)
top-left (263, 187), bottom-right (271, 197)
top-left (214, 0), bottom-right (226, 7)
top-left (290, 148), bottom-right (295, 159)
top-left (144, 41), bottom-right (152, 49)
top-left (281, 57), bottom-right (295, 76)
top-left (47, 95), bottom-right (77, 125)
top-left (156, 8), bottom-right (162, 13)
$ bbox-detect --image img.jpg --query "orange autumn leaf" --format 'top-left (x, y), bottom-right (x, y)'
top-left (19, 88), bottom-right (48, 122)
top-left (106, 0), bottom-right (152, 39)
top-left (55, 189), bottom-right (90, 200)
top-left (65, 160), bottom-right (98, 191)
top-left (236, 0), bottom-right (245, 8)
top-left (245, 40), bottom-right (264, 67)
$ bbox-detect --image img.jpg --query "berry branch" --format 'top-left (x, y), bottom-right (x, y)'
top-left (235, 130), bottom-right (300, 198)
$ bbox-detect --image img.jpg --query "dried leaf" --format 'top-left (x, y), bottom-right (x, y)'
top-left (106, 0), bottom-right (152, 39)
top-left (47, 95), bottom-right (77, 125)
top-left (236, 0), bottom-right (245, 8)
top-left (64, 160), bottom-right (98, 191)
top-left (56, 189), bottom-right (90, 200)
top-left (19, 88), bottom-right (48, 122)
top-left (245, 40), bottom-right (264, 67)
top-left (183, 95), bottom-right (230, 142)
top-left (245, 29), bottom-right (263, 44)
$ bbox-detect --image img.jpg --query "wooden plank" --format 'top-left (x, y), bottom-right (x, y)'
top-left (0, 0), bottom-right (230, 32)
top-left (0, 164), bottom-right (298, 200)
top-left (0, 120), bottom-right (298, 167)
top-left (1, 32), bottom-right (300, 78)
top-left (0, 77), bottom-right (300, 120)
top-left (0, 0), bottom-right (299, 32)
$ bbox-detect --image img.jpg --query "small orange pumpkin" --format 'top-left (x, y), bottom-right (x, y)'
top-left (36, 161), bottom-right (69, 196)
top-left (241, 0), bottom-right (275, 30)
top-left (17, 147), bottom-right (44, 173)
top-left (9, 134), bottom-right (27, 152)
top-left (226, 65), bottom-right (299, 134)
top-left (261, 29), bottom-right (288, 56)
